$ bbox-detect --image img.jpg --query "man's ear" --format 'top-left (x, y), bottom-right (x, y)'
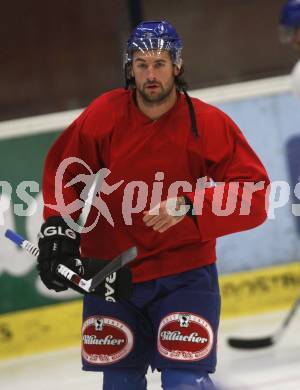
top-left (173, 60), bottom-right (183, 76)
top-left (174, 67), bottom-right (181, 77)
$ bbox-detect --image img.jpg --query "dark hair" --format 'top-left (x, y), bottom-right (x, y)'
top-left (175, 66), bottom-right (188, 91)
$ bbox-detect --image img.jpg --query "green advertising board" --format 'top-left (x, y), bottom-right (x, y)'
top-left (0, 130), bottom-right (74, 313)
top-left (0, 111), bottom-right (87, 359)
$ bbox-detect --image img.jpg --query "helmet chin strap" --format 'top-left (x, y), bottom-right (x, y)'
top-left (124, 63), bottom-right (131, 90)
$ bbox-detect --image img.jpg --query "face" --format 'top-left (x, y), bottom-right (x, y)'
top-left (131, 50), bottom-right (180, 104)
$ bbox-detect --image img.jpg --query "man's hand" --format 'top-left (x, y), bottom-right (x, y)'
top-left (143, 197), bottom-right (189, 233)
top-left (37, 216), bottom-right (81, 291)
top-left (37, 216), bottom-right (133, 300)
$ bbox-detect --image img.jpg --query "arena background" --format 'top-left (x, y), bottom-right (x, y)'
top-left (0, 0), bottom-right (300, 360)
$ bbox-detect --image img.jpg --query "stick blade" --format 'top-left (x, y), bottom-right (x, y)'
top-left (227, 336), bottom-right (274, 349)
top-left (119, 246), bottom-right (137, 267)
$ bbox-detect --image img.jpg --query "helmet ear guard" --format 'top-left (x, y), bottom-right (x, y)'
top-left (174, 58), bottom-right (183, 73)
top-left (124, 63), bottom-right (135, 89)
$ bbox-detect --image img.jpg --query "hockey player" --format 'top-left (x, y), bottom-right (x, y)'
top-left (37, 21), bottom-right (270, 389)
top-left (279, 0), bottom-right (300, 49)
top-left (280, 1), bottom-right (300, 98)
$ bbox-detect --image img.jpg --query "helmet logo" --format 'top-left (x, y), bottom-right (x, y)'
top-left (157, 23), bottom-right (165, 34)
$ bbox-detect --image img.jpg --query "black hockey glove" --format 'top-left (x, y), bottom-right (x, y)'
top-left (37, 216), bottom-right (133, 300)
top-left (37, 216), bottom-right (81, 292)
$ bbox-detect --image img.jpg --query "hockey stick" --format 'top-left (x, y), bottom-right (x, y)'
top-left (5, 229), bottom-right (137, 293)
top-left (227, 296), bottom-right (300, 349)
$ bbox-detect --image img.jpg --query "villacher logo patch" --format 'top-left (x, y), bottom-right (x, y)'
top-left (82, 315), bottom-right (134, 365)
top-left (157, 312), bottom-right (214, 361)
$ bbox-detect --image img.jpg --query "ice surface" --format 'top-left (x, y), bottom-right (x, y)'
top-left (1, 309), bottom-right (299, 389)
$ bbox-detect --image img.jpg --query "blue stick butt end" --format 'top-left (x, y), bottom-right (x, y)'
top-left (5, 229), bottom-right (24, 246)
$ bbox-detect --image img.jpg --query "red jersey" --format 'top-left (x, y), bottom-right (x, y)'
top-left (43, 88), bottom-right (269, 283)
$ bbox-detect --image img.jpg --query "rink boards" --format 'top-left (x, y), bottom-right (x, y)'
top-left (0, 261), bottom-right (299, 360)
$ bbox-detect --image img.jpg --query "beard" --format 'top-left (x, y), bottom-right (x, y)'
top-left (136, 80), bottom-right (175, 105)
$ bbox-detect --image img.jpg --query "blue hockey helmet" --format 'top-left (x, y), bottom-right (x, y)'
top-left (280, 0), bottom-right (300, 27)
top-left (124, 20), bottom-right (183, 69)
